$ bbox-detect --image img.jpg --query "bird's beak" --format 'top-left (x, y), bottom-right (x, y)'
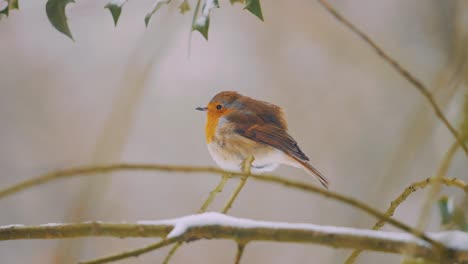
top-left (196, 106), bottom-right (208, 111)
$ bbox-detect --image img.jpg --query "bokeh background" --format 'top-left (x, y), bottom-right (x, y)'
top-left (1, 0), bottom-right (468, 263)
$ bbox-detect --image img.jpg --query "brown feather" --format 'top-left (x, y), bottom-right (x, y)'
top-left (226, 112), bottom-right (309, 161)
top-left (235, 95), bottom-right (287, 129)
top-left (210, 91), bottom-right (287, 129)
top-left (289, 155), bottom-right (329, 189)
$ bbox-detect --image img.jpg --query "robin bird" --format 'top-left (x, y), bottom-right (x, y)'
top-left (196, 91), bottom-right (329, 189)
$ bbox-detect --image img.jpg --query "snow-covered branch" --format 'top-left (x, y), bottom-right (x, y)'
top-left (1, 212), bottom-right (467, 263)
top-left (0, 163), bottom-right (444, 249)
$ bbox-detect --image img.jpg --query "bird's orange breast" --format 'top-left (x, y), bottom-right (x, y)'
top-left (205, 111), bottom-right (219, 144)
top-left (205, 109), bottom-right (234, 144)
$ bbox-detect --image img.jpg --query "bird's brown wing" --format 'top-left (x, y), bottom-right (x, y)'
top-left (235, 95), bottom-right (288, 129)
top-left (226, 112), bottom-right (329, 188)
top-left (226, 112), bottom-right (309, 161)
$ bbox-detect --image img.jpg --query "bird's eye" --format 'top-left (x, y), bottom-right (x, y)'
top-left (216, 104), bottom-right (223, 110)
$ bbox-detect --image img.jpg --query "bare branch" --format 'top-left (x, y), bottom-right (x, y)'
top-left (316, 0), bottom-right (468, 155)
top-left (80, 238), bottom-right (178, 264)
top-left (234, 243), bottom-right (247, 264)
top-left (345, 176), bottom-right (467, 264)
top-left (0, 163), bottom-right (445, 250)
top-left (162, 242), bottom-right (181, 264)
top-left (199, 173), bottom-right (231, 213)
top-left (222, 156), bottom-right (254, 213)
top-left (0, 213), bottom-right (467, 263)
top-left (418, 141), bottom-right (462, 228)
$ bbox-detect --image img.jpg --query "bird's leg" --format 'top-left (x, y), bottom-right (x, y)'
top-left (222, 155), bottom-right (255, 213)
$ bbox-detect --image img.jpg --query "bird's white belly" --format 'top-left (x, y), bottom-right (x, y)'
top-left (207, 134), bottom-right (287, 173)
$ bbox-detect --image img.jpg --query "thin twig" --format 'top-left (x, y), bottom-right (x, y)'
top-left (0, 213), bottom-right (467, 263)
top-left (199, 173), bottom-right (231, 213)
top-left (222, 156), bottom-right (254, 213)
top-left (162, 173), bottom-right (231, 264)
top-left (234, 243), bottom-right (246, 264)
top-left (410, 140), bottom-right (463, 263)
top-left (316, 0), bottom-right (468, 155)
top-left (0, 163), bottom-right (444, 251)
top-left (80, 237), bottom-right (179, 264)
top-left (187, 0), bottom-right (202, 57)
top-left (344, 176), bottom-right (467, 264)
top-left (0, 164), bottom-right (229, 200)
top-left (162, 242), bottom-right (181, 264)
top-left (418, 141), bottom-right (460, 228)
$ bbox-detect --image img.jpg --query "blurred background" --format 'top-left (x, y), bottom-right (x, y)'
top-left (0, 0), bottom-right (467, 263)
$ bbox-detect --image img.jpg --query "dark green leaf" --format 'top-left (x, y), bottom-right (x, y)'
top-left (178, 0), bottom-right (190, 14)
top-left (193, 19), bottom-right (209, 39)
top-left (438, 196), bottom-right (452, 225)
top-left (46, 0), bottom-right (75, 40)
top-left (105, 0), bottom-right (127, 26)
top-left (0, 1), bottom-right (8, 16)
top-left (192, 0), bottom-right (219, 40)
top-left (245, 0), bottom-right (263, 21)
top-left (144, 0), bottom-right (170, 27)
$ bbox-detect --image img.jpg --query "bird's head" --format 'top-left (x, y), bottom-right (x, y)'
top-left (196, 91), bottom-right (242, 117)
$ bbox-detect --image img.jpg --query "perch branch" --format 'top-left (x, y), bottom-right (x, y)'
top-left (316, 0), bottom-right (468, 155)
top-left (0, 163), bottom-right (445, 251)
top-left (0, 213), bottom-right (466, 264)
top-left (222, 156), bottom-right (254, 213)
top-left (345, 176), bottom-right (468, 264)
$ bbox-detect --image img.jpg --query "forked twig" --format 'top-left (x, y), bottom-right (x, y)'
top-left (162, 173), bottom-right (231, 264)
top-left (316, 0), bottom-right (468, 155)
top-left (222, 156), bottom-right (254, 213)
top-left (163, 156), bottom-right (254, 264)
top-left (345, 176), bottom-right (467, 264)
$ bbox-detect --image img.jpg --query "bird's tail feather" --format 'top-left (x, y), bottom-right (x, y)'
top-left (291, 156), bottom-right (329, 189)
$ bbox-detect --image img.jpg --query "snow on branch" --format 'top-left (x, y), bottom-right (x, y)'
top-left (0, 163), bottom-right (459, 251)
top-left (1, 212), bottom-right (467, 263)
